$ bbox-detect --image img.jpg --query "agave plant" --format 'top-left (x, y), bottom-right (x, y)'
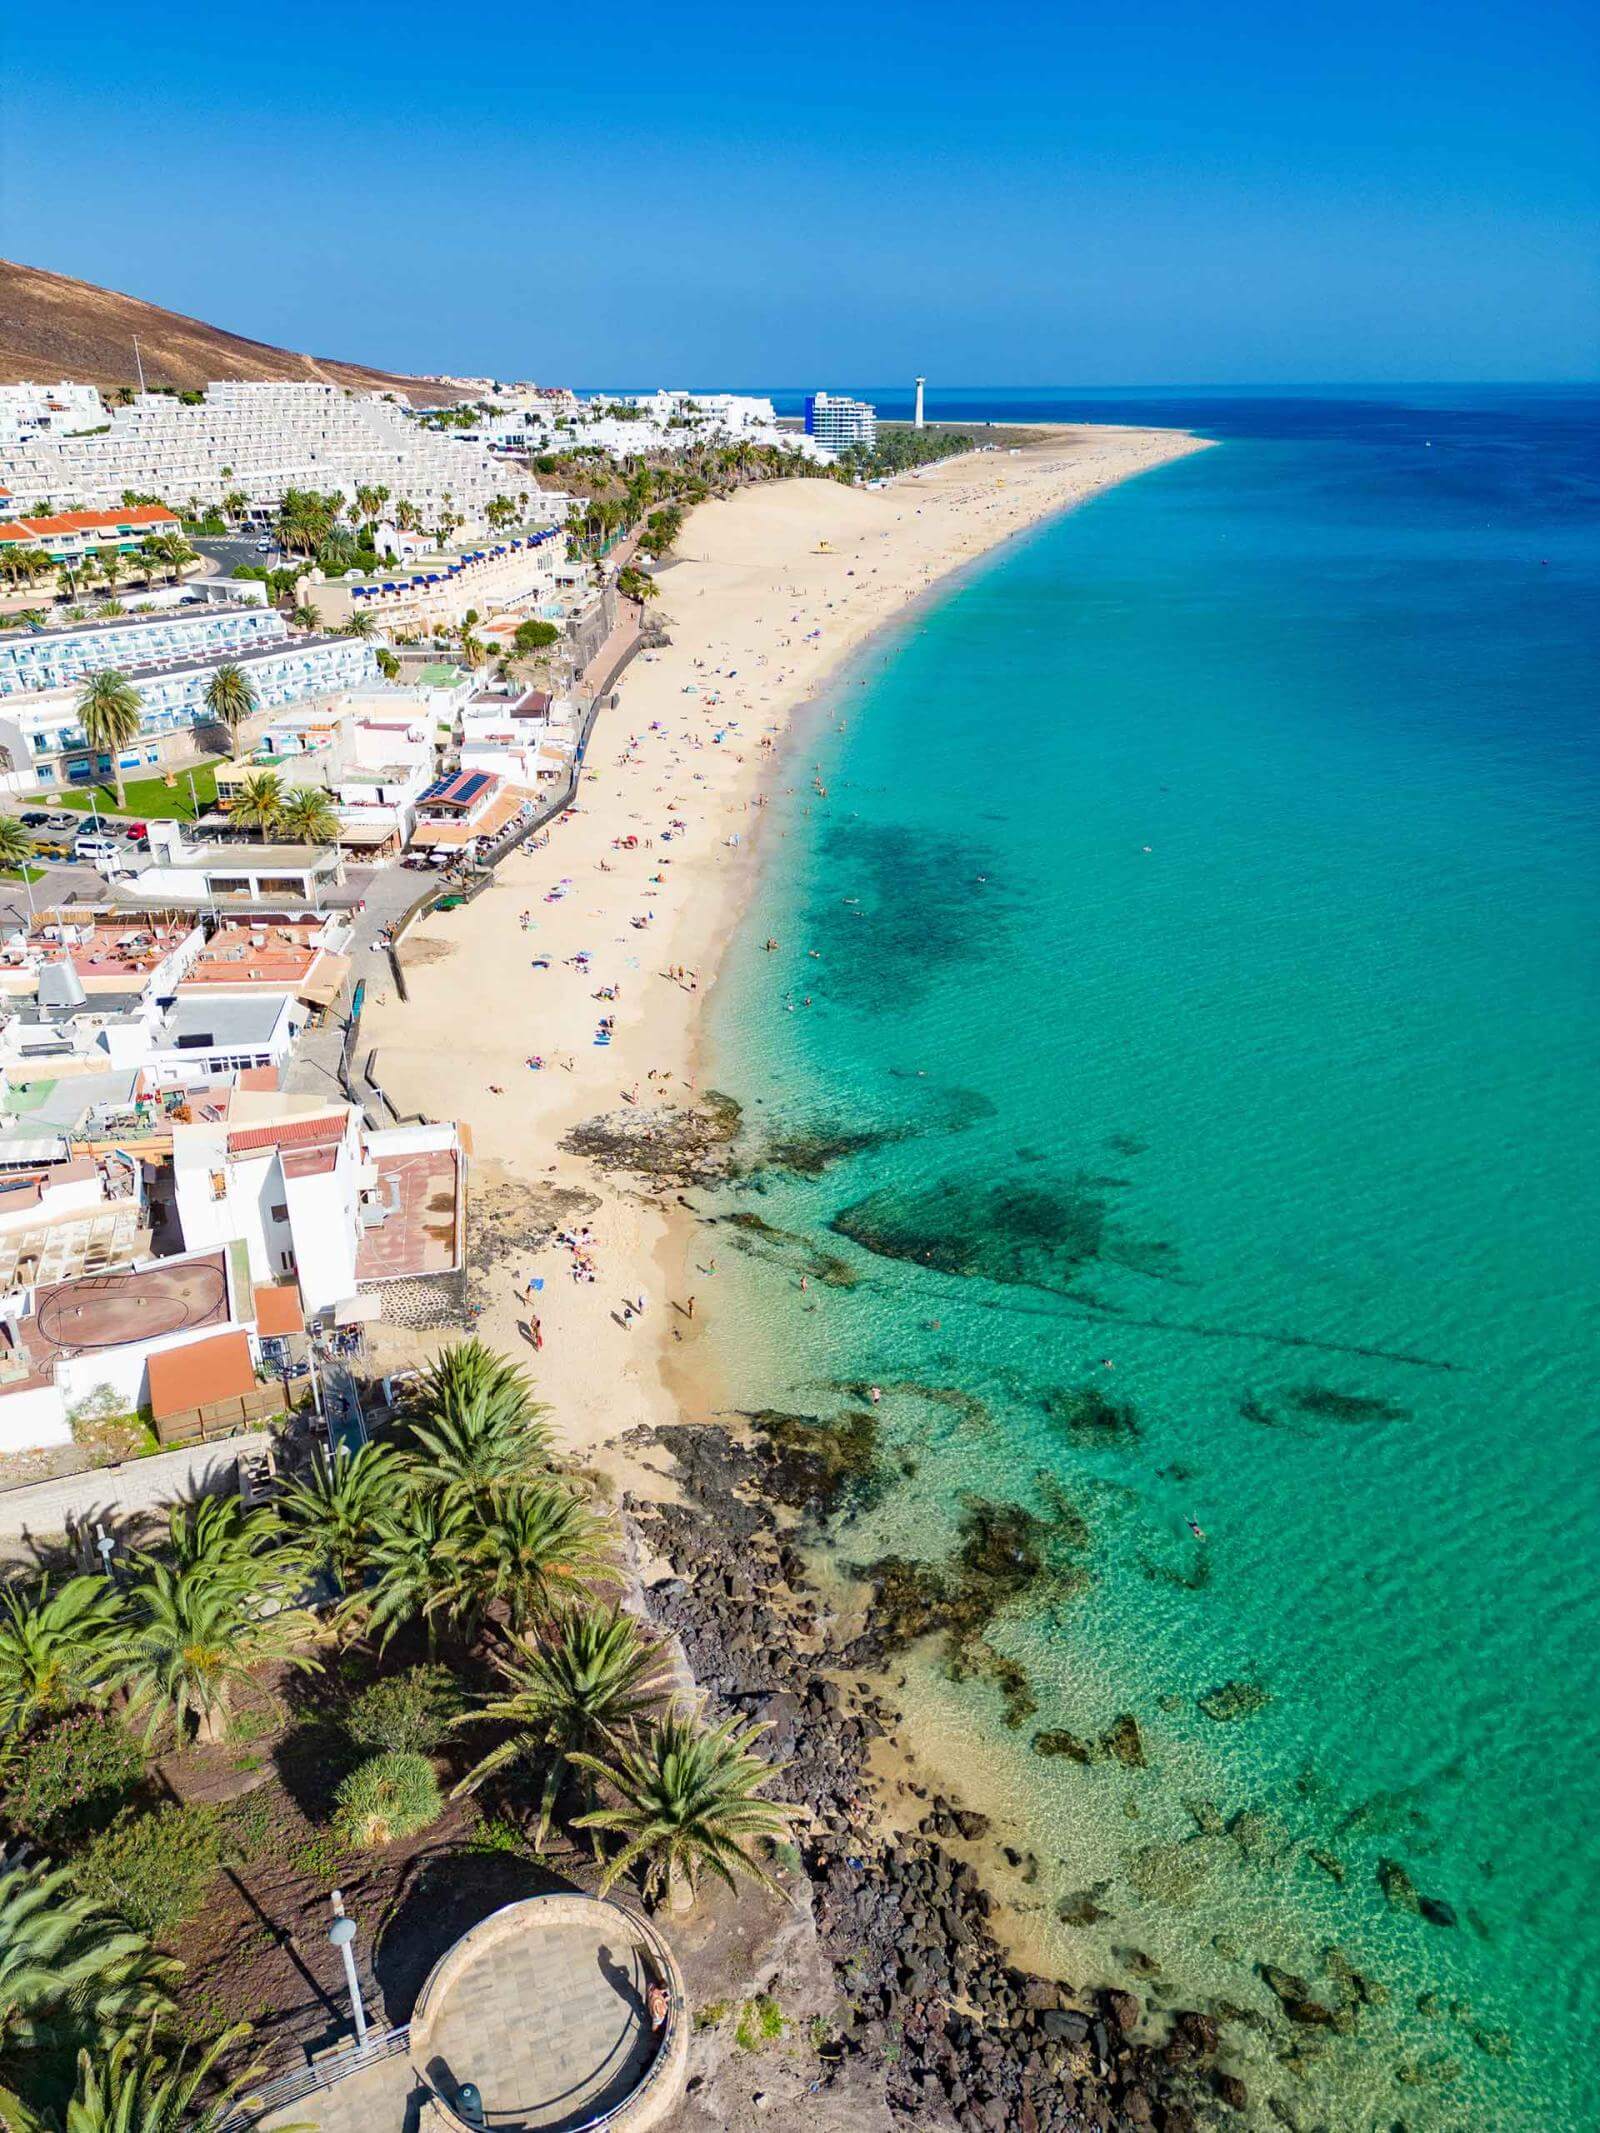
top-left (401, 1340), bottom-right (550, 1496)
top-left (453, 1604), bottom-right (665, 1845)
top-left (0, 2020), bottom-right (280, 2133)
top-left (460, 1484), bottom-right (611, 1637)
top-left (331, 1751), bottom-right (442, 1849)
top-left (276, 1442), bottom-right (409, 1592)
top-left (573, 1705), bottom-right (798, 1913)
top-left (0, 1577), bottom-right (132, 1734)
top-left (0, 1861), bottom-right (177, 2071)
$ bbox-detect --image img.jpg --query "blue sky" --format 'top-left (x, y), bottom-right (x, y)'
top-left (4, 0), bottom-right (1595, 384)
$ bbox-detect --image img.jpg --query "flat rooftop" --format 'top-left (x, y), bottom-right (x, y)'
top-left (152, 843), bottom-right (338, 872)
top-left (21, 1250), bottom-right (231, 1373)
top-left (0, 602), bottom-right (266, 647)
top-left (5, 921), bottom-right (194, 987)
top-left (165, 995), bottom-right (289, 1049)
top-left (355, 1147), bottom-right (461, 1283)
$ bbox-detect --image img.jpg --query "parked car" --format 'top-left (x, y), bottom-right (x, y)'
top-left (121, 819), bottom-right (149, 841)
top-left (28, 832), bottom-right (75, 859)
top-left (19, 811), bottom-right (47, 828)
top-left (73, 832), bottom-right (123, 864)
top-left (255, 536), bottom-right (273, 552)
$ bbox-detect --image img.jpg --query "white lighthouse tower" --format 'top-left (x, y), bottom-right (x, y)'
top-left (913, 376), bottom-right (926, 429)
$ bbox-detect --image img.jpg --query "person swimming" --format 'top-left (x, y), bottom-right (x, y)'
top-left (1187, 1517), bottom-right (1206, 1541)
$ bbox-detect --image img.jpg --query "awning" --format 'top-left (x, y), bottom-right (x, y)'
top-left (333, 1293), bottom-right (384, 1326)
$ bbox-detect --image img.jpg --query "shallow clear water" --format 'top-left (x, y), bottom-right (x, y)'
top-left (700, 389), bottom-right (1600, 2130)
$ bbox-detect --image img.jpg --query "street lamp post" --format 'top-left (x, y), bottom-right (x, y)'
top-left (328, 1893), bottom-right (368, 2046)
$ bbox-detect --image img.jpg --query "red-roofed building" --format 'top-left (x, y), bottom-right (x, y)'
top-left (0, 506), bottom-right (180, 563)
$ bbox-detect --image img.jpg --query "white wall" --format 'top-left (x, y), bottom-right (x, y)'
top-left (0, 1381), bottom-right (71, 1456)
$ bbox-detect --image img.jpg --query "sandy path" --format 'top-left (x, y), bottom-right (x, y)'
top-left (360, 427), bottom-right (1209, 1475)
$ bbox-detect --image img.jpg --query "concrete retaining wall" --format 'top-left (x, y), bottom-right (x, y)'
top-left (0, 1431), bottom-right (270, 1553)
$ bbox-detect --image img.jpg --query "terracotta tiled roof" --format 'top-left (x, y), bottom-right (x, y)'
top-left (146, 1331), bottom-right (257, 1421)
top-left (226, 1114), bottom-right (346, 1155)
top-left (0, 506), bottom-right (180, 542)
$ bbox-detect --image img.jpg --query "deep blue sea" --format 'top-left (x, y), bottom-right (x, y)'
top-left (700, 388), bottom-right (1600, 2130)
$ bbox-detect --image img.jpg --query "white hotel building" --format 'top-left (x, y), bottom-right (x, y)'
top-left (803, 391), bottom-right (877, 453)
top-left (0, 601), bottom-right (284, 699)
top-left (0, 382), bottom-right (563, 531)
top-left (0, 606), bottom-right (377, 792)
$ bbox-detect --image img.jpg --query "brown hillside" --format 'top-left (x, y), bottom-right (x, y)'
top-left (0, 258), bottom-right (452, 401)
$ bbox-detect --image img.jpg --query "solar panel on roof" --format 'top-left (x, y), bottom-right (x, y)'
top-left (455, 773), bottom-right (490, 803)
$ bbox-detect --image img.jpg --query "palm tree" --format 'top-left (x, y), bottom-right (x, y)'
top-left (374, 647), bottom-right (400, 681)
top-left (0, 816), bottom-right (33, 874)
top-left (289, 601), bottom-right (322, 633)
top-left (94, 548), bottom-right (127, 602)
top-left (11, 609), bottom-right (48, 630)
top-left (453, 1604), bottom-right (665, 1843)
top-left (123, 1555), bottom-right (319, 1745)
top-left (163, 1496), bottom-right (285, 1578)
top-left (337, 610), bottom-right (377, 640)
top-left (463, 1485), bottom-right (611, 1637)
top-left (135, 542), bottom-right (164, 589)
top-left (152, 534), bottom-right (195, 587)
top-left (401, 1340), bottom-right (550, 1496)
top-left (276, 1442), bottom-right (408, 1593)
top-left (393, 498), bottom-right (420, 534)
top-left (75, 671), bottom-right (142, 810)
top-left (0, 1861), bottom-right (177, 2073)
top-left (203, 661), bottom-right (258, 746)
top-left (0, 1576), bottom-right (131, 1732)
top-left (353, 484), bottom-right (382, 530)
top-left (345, 1490), bottom-right (473, 1655)
top-left (573, 1706), bottom-right (798, 1914)
top-left (1, 2022), bottom-right (271, 2133)
top-left (277, 788), bottom-right (339, 846)
top-left (228, 770), bottom-right (285, 841)
top-left (457, 630), bottom-right (486, 672)
top-left (222, 489), bottom-right (249, 525)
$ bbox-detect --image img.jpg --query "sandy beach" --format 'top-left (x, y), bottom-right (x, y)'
top-left (361, 425), bottom-right (1209, 1477)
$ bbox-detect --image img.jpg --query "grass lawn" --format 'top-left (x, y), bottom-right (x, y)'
top-left (0, 865), bottom-right (47, 884)
top-left (44, 764), bottom-right (221, 821)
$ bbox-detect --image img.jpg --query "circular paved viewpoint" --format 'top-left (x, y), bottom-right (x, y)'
top-left (409, 1895), bottom-right (688, 2133)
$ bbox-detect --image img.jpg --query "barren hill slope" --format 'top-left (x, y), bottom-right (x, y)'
top-left (0, 258), bottom-right (448, 399)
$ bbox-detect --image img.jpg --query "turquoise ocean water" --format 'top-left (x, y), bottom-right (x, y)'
top-left (699, 390), bottom-right (1600, 2129)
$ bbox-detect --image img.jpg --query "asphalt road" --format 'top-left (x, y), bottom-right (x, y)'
top-left (191, 534), bottom-right (281, 576)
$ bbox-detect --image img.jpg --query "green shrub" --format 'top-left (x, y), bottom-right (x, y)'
top-left (1, 1709), bottom-right (146, 1848)
top-left (332, 1752), bottom-right (443, 1848)
top-left (78, 1803), bottom-right (226, 1936)
top-left (735, 1994), bottom-right (786, 2050)
top-left (343, 1666), bottom-right (463, 1755)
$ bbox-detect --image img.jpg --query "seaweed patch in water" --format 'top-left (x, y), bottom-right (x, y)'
top-left (853, 1493), bottom-right (1091, 1719)
top-left (1040, 1382), bottom-right (1142, 1438)
top-left (1105, 1132), bottom-right (1148, 1158)
top-left (829, 1169), bottom-right (1182, 1296)
top-left (1286, 1384), bottom-right (1410, 1424)
top-left (709, 1210), bottom-right (860, 1287)
top-left (750, 1084), bottom-right (996, 1182)
top-left (740, 1407), bottom-right (886, 1517)
top-left (802, 818), bottom-right (1018, 1007)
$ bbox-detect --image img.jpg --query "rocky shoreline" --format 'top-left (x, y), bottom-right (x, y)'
top-left (623, 1419), bottom-right (1244, 2133)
